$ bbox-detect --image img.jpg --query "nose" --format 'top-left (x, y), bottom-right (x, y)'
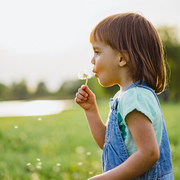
top-left (91, 56), bottom-right (95, 65)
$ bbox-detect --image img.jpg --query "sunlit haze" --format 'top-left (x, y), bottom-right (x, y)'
top-left (0, 0), bottom-right (179, 91)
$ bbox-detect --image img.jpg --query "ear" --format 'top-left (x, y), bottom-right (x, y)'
top-left (118, 51), bottom-right (129, 67)
top-left (119, 56), bottom-right (127, 67)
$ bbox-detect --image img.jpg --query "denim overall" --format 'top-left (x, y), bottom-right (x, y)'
top-left (102, 83), bottom-right (174, 179)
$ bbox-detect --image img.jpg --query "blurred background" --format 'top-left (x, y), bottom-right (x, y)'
top-left (0, 0), bottom-right (180, 179)
top-left (0, 0), bottom-right (180, 102)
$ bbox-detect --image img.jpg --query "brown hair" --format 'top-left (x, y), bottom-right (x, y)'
top-left (90, 12), bottom-right (166, 94)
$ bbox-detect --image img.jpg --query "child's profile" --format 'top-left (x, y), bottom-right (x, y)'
top-left (75, 12), bottom-right (173, 179)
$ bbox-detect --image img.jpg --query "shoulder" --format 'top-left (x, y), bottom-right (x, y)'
top-left (118, 86), bottom-right (159, 123)
top-left (121, 86), bottom-right (156, 102)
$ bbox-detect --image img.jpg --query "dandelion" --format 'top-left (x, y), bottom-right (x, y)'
top-left (36, 165), bottom-right (42, 169)
top-left (36, 158), bottom-right (41, 161)
top-left (14, 126), bottom-right (18, 129)
top-left (78, 69), bottom-right (93, 86)
top-left (78, 162), bottom-right (83, 166)
top-left (86, 152), bottom-right (91, 156)
top-left (56, 163), bottom-right (61, 166)
top-left (38, 118), bottom-right (42, 121)
top-left (27, 163), bottom-right (31, 166)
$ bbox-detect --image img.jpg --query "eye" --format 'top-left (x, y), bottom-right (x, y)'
top-left (94, 50), bottom-right (100, 55)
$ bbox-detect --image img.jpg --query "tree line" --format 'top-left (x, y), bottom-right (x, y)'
top-left (0, 26), bottom-right (180, 101)
top-left (0, 77), bottom-right (120, 101)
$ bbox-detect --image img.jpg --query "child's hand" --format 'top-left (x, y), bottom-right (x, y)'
top-left (75, 85), bottom-right (96, 111)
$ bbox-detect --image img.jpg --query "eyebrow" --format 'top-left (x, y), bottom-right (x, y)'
top-left (92, 46), bottom-right (101, 50)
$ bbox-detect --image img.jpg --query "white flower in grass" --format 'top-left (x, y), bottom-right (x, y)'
top-left (36, 165), bottom-right (42, 169)
top-left (78, 70), bottom-right (93, 85)
top-left (56, 163), bottom-right (61, 166)
top-left (86, 152), bottom-right (91, 156)
top-left (78, 162), bottom-right (83, 166)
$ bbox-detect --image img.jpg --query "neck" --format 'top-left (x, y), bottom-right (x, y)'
top-left (119, 78), bottom-right (134, 96)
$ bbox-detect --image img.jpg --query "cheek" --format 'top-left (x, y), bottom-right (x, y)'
top-left (96, 59), bottom-right (103, 71)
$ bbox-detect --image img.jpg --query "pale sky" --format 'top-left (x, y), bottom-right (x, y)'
top-left (0, 0), bottom-right (180, 91)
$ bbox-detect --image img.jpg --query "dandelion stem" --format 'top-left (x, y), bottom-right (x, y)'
top-left (85, 78), bottom-right (88, 86)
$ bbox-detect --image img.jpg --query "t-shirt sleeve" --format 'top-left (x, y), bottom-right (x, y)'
top-left (118, 88), bottom-right (157, 123)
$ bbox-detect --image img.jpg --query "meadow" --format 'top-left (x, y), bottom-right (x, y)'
top-left (0, 100), bottom-right (179, 180)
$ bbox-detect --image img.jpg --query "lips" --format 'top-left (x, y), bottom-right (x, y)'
top-left (92, 70), bottom-right (98, 77)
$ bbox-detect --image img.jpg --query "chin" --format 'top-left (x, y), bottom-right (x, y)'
top-left (98, 79), bottom-right (115, 87)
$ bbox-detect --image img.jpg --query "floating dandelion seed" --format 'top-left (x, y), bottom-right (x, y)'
top-left (86, 152), bottom-right (91, 156)
top-left (78, 162), bottom-right (83, 166)
top-left (56, 163), bottom-right (61, 166)
top-left (78, 70), bottom-right (93, 86)
top-left (36, 165), bottom-right (42, 169)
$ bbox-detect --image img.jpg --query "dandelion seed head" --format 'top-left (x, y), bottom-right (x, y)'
top-left (89, 171), bottom-right (93, 174)
top-left (78, 70), bottom-right (93, 80)
top-left (27, 163), bottom-right (31, 166)
top-left (14, 126), bottom-right (18, 129)
top-left (36, 158), bottom-right (41, 161)
top-left (38, 118), bottom-right (42, 121)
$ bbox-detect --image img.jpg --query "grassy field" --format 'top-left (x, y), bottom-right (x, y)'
top-left (0, 100), bottom-right (179, 180)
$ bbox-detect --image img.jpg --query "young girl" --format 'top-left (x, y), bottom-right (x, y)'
top-left (75, 12), bottom-right (174, 179)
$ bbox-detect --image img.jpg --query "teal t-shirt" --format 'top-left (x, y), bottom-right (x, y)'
top-left (110, 86), bottom-right (162, 156)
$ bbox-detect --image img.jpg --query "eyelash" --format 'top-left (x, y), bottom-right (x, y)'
top-left (94, 50), bottom-right (100, 54)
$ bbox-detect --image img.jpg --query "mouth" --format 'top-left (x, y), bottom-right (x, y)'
top-left (92, 70), bottom-right (98, 77)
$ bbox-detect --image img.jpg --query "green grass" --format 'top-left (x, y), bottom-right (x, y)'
top-left (0, 100), bottom-right (179, 179)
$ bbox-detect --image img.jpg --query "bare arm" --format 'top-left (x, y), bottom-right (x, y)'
top-left (88, 110), bottom-right (160, 180)
top-left (75, 85), bottom-right (106, 149)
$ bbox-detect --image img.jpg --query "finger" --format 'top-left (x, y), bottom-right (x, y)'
top-left (78, 88), bottom-right (88, 98)
top-left (83, 85), bottom-right (95, 97)
top-left (75, 97), bottom-right (86, 103)
top-left (76, 92), bottom-right (87, 101)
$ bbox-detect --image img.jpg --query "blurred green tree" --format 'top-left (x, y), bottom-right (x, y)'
top-left (34, 81), bottom-right (49, 98)
top-left (11, 80), bottom-right (29, 100)
top-left (158, 26), bottom-right (180, 100)
top-left (0, 83), bottom-right (11, 100)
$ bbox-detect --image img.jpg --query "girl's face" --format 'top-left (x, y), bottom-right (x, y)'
top-left (91, 41), bottom-right (121, 87)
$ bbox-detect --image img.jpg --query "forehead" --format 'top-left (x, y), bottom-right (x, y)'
top-left (92, 40), bottom-right (108, 49)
